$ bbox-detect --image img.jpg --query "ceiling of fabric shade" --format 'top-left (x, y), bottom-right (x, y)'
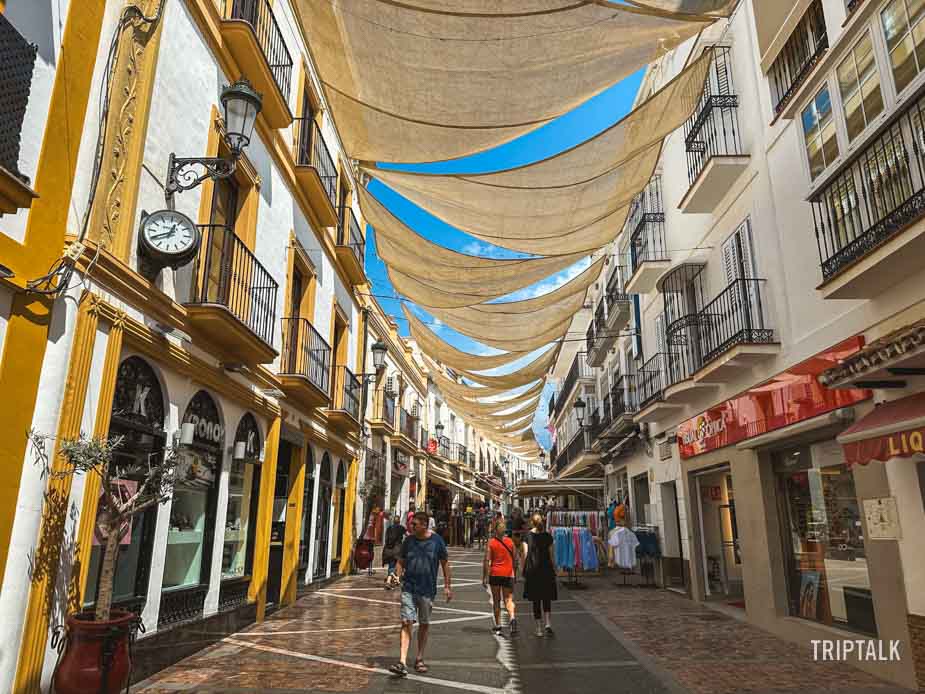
top-left (430, 368), bottom-right (547, 412)
top-left (626, 0), bottom-right (737, 17)
top-left (456, 347), bottom-right (560, 389)
top-left (361, 51), bottom-right (712, 253)
top-left (361, 189), bottom-right (588, 306)
top-left (462, 396), bottom-right (542, 425)
top-left (404, 306), bottom-right (528, 372)
top-left (296, 0), bottom-right (710, 162)
top-left (444, 390), bottom-right (540, 426)
top-left (423, 258), bottom-right (603, 352)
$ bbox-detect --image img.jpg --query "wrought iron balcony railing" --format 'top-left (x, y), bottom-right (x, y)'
top-left (438, 436), bottom-right (451, 460)
top-left (280, 317), bottom-right (330, 393)
top-left (699, 279), bottom-right (773, 364)
top-left (399, 407), bottom-right (418, 441)
top-left (768, 0), bottom-right (828, 115)
top-left (338, 206), bottom-right (365, 270)
top-left (611, 376), bottom-right (637, 419)
top-left (375, 390), bottom-right (396, 426)
top-left (585, 322), bottom-right (596, 354)
top-left (189, 224), bottom-right (278, 347)
top-left (456, 443), bottom-right (468, 465)
top-left (811, 85), bottom-right (925, 281)
top-left (637, 352), bottom-right (672, 409)
top-left (227, 0), bottom-right (293, 101)
top-left (684, 46), bottom-right (744, 187)
top-left (627, 179), bottom-right (668, 276)
top-left (554, 352), bottom-right (593, 418)
top-left (0, 13), bottom-right (37, 183)
top-left (332, 366), bottom-right (361, 421)
top-left (295, 118), bottom-right (338, 206)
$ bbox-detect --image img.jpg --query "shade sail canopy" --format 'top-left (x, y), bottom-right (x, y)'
top-left (362, 50), bottom-right (712, 254)
top-left (297, 0), bottom-right (710, 162)
top-left (404, 306), bottom-right (528, 372)
top-left (838, 394), bottom-right (925, 466)
top-left (362, 189), bottom-right (588, 307)
top-left (456, 347), bottom-right (560, 389)
top-left (626, 0), bottom-right (737, 16)
top-left (423, 258), bottom-right (603, 352)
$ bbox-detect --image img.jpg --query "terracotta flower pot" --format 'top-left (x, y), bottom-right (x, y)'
top-left (53, 609), bottom-right (137, 694)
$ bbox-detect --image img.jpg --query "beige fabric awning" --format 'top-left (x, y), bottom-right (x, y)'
top-left (423, 258), bottom-right (602, 352)
top-left (296, 0), bottom-right (711, 162)
top-left (362, 189), bottom-right (588, 308)
top-left (456, 347), bottom-right (559, 389)
top-left (404, 306), bottom-right (528, 372)
top-left (362, 50), bottom-right (712, 254)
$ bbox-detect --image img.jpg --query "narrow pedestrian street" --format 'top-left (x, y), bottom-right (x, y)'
top-left (134, 551), bottom-right (908, 694)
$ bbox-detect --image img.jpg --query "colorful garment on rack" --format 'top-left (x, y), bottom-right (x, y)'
top-left (580, 528), bottom-right (598, 571)
top-left (553, 527), bottom-right (575, 570)
top-left (633, 529), bottom-right (660, 558)
top-left (610, 527), bottom-right (639, 569)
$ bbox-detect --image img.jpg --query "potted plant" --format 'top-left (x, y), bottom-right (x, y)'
top-left (29, 430), bottom-right (179, 694)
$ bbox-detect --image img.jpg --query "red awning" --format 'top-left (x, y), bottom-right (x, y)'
top-left (838, 393), bottom-right (925, 466)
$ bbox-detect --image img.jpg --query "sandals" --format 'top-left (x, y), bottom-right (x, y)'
top-left (389, 662), bottom-right (408, 677)
top-left (414, 659), bottom-right (429, 673)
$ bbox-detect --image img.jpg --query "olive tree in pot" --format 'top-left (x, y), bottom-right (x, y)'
top-left (29, 430), bottom-right (178, 694)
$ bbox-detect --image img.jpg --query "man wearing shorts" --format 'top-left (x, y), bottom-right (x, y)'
top-left (389, 511), bottom-right (452, 677)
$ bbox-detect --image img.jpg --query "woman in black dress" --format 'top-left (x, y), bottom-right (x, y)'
top-left (520, 513), bottom-right (557, 637)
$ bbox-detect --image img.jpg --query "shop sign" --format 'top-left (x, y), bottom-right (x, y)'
top-left (677, 337), bottom-right (871, 459)
top-left (863, 497), bottom-right (901, 540)
top-left (184, 390), bottom-right (224, 448)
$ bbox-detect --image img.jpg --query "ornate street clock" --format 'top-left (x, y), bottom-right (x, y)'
top-left (137, 209), bottom-right (201, 278)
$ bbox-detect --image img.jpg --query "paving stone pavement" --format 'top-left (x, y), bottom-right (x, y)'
top-left (133, 549), bottom-right (912, 693)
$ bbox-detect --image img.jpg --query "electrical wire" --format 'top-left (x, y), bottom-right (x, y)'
top-left (26, 2), bottom-right (165, 297)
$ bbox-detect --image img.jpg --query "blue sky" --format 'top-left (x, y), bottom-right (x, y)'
top-left (363, 69), bottom-right (645, 451)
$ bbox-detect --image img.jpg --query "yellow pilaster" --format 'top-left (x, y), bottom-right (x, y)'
top-left (74, 314), bottom-right (126, 606)
top-left (249, 416), bottom-right (281, 622)
top-left (14, 293), bottom-right (100, 693)
top-left (280, 445), bottom-right (306, 606)
top-left (0, 0), bottom-right (105, 591)
top-left (338, 459), bottom-right (359, 575)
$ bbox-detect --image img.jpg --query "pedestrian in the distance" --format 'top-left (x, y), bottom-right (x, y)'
top-left (521, 513), bottom-right (557, 637)
top-left (483, 518), bottom-right (518, 636)
top-left (382, 512), bottom-right (405, 589)
top-left (389, 511), bottom-right (452, 677)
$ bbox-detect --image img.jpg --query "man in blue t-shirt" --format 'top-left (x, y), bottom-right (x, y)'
top-left (389, 511), bottom-right (452, 677)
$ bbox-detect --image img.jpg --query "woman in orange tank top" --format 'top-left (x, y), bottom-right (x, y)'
top-left (482, 519), bottom-right (518, 636)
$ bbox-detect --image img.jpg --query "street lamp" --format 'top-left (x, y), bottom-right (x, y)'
top-left (371, 338), bottom-right (388, 371)
top-left (574, 396), bottom-right (587, 428)
top-left (435, 422), bottom-right (445, 438)
top-left (165, 79), bottom-right (263, 206)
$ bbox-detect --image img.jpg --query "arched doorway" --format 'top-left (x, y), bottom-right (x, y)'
top-left (222, 413), bottom-right (261, 580)
top-left (332, 461), bottom-right (347, 571)
top-left (313, 454), bottom-right (333, 580)
top-left (161, 390), bottom-right (223, 622)
top-left (299, 447), bottom-right (315, 584)
top-left (85, 356), bottom-right (167, 613)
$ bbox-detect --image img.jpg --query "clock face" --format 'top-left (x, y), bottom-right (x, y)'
top-left (142, 210), bottom-right (198, 257)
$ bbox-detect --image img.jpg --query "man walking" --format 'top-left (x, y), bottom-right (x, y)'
top-left (389, 511), bottom-right (452, 677)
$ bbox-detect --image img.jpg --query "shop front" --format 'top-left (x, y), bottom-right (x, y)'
top-left (674, 337), bottom-right (919, 687)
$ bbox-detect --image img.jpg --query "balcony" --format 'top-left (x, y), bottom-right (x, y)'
top-left (624, 177), bottom-right (670, 294)
top-left (336, 206), bottom-right (366, 285)
top-left (586, 301), bottom-right (607, 366)
top-left (294, 118), bottom-right (338, 227)
top-left (395, 407), bottom-right (420, 455)
top-left (220, 0), bottom-right (293, 129)
top-left (768, 0), bottom-right (828, 116)
top-left (589, 267), bottom-right (631, 367)
top-left (186, 224), bottom-right (278, 365)
top-left (635, 353), bottom-right (682, 423)
top-left (811, 86), bottom-right (925, 299)
top-left (369, 389), bottom-right (396, 434)
top-left (365, 447), bottom-right (386, 493)
top-left (552, 353), bottom-right (594, 420)
top-left (679, 47), bottom-right (749, 215)
top-left (468, 451), bottom-right (476, 468)
top-left (437, 436), bottom-right (451, 460)
top-left (554, 429), bottom-right (598, 478)
top-left (455, 443), bottom-right (469, 466)
top-left (326, 366), bottom-right (361, 435)
top-left (591, 377), bottom-right (637, 452)
top-left (279, 317), bottom-right (331, 410)
top-left (0, 13), bottom-right (38, 214)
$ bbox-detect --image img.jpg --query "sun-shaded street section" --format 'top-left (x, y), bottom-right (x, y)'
top-left (134, 552), bottom-right (905, 694)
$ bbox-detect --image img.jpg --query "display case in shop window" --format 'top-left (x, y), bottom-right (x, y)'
top-left (222, 458), bottom-right (255, 579)
top-left (163, 448), bottom-right (216, 589)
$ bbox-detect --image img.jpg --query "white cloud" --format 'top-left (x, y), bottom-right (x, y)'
top-left (460, 240), bottom-right (528, 259)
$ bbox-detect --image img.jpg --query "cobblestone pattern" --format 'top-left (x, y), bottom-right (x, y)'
top-left (908, 613), bottom-right (925, 690)
top-left (580, 580), bottom-right (903, 694)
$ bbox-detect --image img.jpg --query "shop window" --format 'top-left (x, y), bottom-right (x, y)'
top-left (881, 0), bottom-right (925, 95)
top-left (837, 32), bottom-right (884, 142)
top-left (774, 445), bottom-right (877, 636)
top-left (298, 447), bottom-right (316, 582)
top-left (164, 390), bottom-right (223, 591)
top-left (802, 87), bottom-right (839, 180)
top-left (313, 453), bottom-right (333, 580)
top-left (84, 357), bottom-right (166, 611)
top-left (222, 413), bottom-right (261, 580)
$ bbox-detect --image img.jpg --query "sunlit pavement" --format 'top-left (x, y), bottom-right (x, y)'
top-left (133, 550), bottom-right (909, 693)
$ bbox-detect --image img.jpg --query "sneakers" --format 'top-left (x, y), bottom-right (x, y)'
top-left (509, 618), bottom-right (518, 636)
top-left (534, 623), bottom-right (544, 637)
top-left (492, 625), bottom-right (502, 636)
top-left (545, 625), bottom-right (554, 636)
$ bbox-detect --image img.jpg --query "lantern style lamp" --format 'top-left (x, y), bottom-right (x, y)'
top-left (371, 338), bottom-right (388, 371)
top-left (574, 396), bottom-right (587, 428)
top-left (435, 422), bottom-right (445, 438)
top-left (164, 79), bottom-right (263, 206)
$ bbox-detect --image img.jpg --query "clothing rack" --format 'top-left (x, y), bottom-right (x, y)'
top-left (611, 524), bottom-right (660, 588)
